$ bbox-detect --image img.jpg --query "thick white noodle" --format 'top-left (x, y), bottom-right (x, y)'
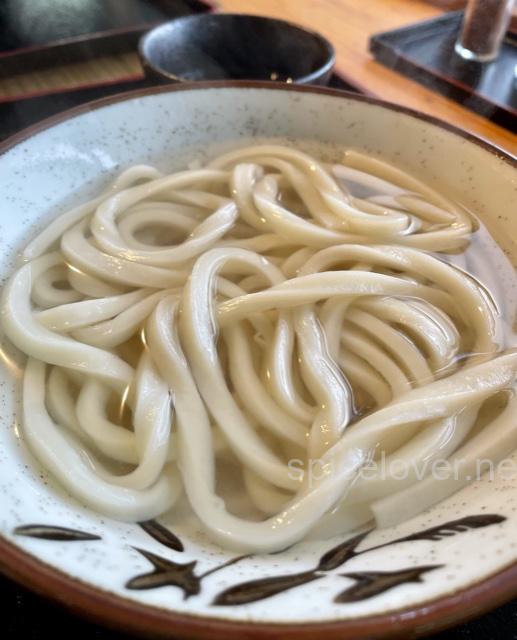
top-left (1, 144), bottom-right (515, 552)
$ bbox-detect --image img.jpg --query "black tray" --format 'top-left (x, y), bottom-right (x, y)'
top-left (0, 0), bottom-right (214, 78)
top-left (369, 11), bottom-right (517, 133)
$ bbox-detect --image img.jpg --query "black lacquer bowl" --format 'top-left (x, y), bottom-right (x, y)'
top-left (139, 13), bottom-right (335, 85)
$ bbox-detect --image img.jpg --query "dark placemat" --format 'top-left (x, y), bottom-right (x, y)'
top-left (369, 11), bottom-right (517, 133)
top-left (0, 76), bottom-right (155, 141)
top-left (0, 0), bottom-right (214, 78)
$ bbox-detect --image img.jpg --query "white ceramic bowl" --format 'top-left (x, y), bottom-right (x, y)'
top-left (0, 82), bottom-right (516, 639)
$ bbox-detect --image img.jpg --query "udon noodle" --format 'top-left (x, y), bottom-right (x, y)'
top-left (2, 144), bottom-right (516, 552)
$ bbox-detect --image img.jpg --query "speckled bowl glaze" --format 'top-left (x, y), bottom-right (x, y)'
top-left (0, 83), bottom-right (516, 640)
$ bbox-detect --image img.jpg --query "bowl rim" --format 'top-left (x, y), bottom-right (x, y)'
top-left (0, 79), bottom-right (514, 165)
top-left (138, 13), bottom-right (336, 85)
top-left (0, 80), bottom-right (516, 640)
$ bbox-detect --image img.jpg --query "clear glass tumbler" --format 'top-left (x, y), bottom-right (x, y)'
top-left (455, 0), bottom-right (514, 62)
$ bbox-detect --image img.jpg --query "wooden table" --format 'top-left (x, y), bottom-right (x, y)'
top-left (0, 0), bottom-right (515, 156)
top-left (221, 0), bottom-right (516, 155)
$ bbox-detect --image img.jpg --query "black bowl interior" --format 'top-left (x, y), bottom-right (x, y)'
top-left (140, 14), bottom-right (334, 83)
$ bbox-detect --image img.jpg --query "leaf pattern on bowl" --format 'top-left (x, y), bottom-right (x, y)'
top-left (127, 548), bottom-right (250, 599)
top-left (335, 565), bottom-right (443, 603)
top-left (213, 571), bottom-right (322, 606)
top-left (13, 524), bottom-right (101, 541)
top-left (211, 514), bottom-right (507, 606)
top-left (387, 514), bottom-right (506, 543)
top-left (139, 520), bottom-right (184, 552)
top-left (12, 513), bottom-right (507, 606)
top-left (316, 529), bottom-right (372, 571)
top-left (127, 547), bottom-right (200, 599)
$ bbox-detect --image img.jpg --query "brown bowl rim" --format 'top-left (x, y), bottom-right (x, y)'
top-left (0, 80), bottom-right (516, 640)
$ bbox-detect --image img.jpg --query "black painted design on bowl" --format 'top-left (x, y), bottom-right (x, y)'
top-left (127, 547), bottom-right (200, 599)
top-left (14, 513), bottom-right (506, 605)
top-left (14, 524), bottom-right (101, 541)
top-left (127, 547), bottom-right (250, 599)
top-left (335, 565), bottom-right (443, 603)
top-left (212, 514), bottom-right (506, 606)
top-left (139, 520), bottom-right (184, 552)
top-left (213, 571), bottom-right (322, 607)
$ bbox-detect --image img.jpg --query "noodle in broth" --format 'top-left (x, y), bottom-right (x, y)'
top-left (2, 144), bottom-right (516, 552)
